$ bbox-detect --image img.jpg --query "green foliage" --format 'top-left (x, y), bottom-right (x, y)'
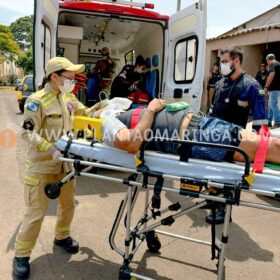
top-left (16, 48), bottom-right (33, 75)
top-left (7, 74), bottom-right (18, 85)
top-left (0, 24), bottom-right (20, 62)
top-left (10, 15), bottom-right (33, 50)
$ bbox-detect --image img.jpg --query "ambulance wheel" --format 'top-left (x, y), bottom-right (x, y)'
top-left (146, 231), bottom-right (161, 253)
top-left (44, 182), bottom-right (62, 199)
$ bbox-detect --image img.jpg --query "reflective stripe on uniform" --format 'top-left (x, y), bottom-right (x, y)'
top-left (15, 238), bottom-right (35, 250)
top-left (41, 93), bottom-right (57, 107)
top-left (55, 225), bottom-right (70, 238)
top-left (56, 225), bottom-right (70, 234)
top-left (252, 119), bottom-right (268, 125)
top-left (64, 93), bottom-right (76, 101)
top-left (39, 140), bottom-right (53, 152)
top-left (23, 176), bottom-right (39, 186)
top-left (25, 159), bottom-right (32, 166)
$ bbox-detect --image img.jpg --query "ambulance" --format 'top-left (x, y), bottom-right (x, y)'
top-left (33, 0), bottom-right (206, 110)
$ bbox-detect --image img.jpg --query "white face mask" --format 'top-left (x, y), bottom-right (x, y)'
top-left (58, 79), bottom-right (75, 94)
top-left (220, 62), bottom-right (232, 76)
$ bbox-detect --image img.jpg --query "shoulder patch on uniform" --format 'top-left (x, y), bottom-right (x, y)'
top-left (23, 119), bottom-right (35, 131)
top-left (258, 89), bottom-right (265, 95)
top-left (26, 102), bottom-right (40, 112)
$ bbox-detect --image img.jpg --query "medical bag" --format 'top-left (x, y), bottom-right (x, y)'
top-left (128, 90), bottom-right (150, 104)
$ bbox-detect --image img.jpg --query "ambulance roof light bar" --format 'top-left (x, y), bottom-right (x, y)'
top-left (63, 0), bottom-right (154, 10)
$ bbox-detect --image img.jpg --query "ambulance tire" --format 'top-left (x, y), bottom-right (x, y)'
top-left (146, 231), bottom-right (161, 253)
top-left (44, 182), bottom-right (62, 199)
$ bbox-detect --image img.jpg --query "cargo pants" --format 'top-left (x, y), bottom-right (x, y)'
top-left (15, 172), bottom-right (76, 257)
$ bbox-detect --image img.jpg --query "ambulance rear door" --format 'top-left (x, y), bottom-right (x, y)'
top-left (33, 0), bottom-right (59, 88)
top-left (162, 0), bottom-right (207, 110)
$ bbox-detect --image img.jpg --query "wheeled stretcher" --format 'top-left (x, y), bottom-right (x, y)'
top-left (45, 134), bottom-right (280, 280)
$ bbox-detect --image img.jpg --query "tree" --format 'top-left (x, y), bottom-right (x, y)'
top-left (0, 25), bottom-right (20, 63)
top-left (10, 15), bottom-right (33, 50)
top-left (16, 48), bottom-right (33, 74)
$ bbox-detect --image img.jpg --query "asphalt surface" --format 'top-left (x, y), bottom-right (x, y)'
top-left (0, 89), bottom-right (280, 280)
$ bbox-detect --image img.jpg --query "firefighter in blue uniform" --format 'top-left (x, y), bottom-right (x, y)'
top-left (207, 47), bottom-right (267, 224)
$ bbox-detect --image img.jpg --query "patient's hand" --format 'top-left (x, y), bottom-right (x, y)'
top-left (147, 98), bottom-right (166, 113)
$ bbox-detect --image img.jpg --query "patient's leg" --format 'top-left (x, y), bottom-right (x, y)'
top-left (233, 129), bottom-right (280, 164)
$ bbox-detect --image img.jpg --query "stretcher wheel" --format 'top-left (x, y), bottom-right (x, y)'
top-left (44, 182), bottom-right (62, 199)
top-left (146, 231), bottom-right (161, 253)
top-left (118, 265), bottom-right (131, 280)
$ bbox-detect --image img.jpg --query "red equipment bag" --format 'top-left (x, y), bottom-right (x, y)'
top-left (128, 90), bottom-right (150, 104)
top-left (73, 73), bottom-right (87, 95)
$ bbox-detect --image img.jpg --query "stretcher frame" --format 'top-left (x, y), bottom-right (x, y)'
top-left (45, 137), bottom-right (280, 280)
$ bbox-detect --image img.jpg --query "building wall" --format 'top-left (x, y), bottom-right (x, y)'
top-left (221, 7), bottom-right (280, 36)
top-left (240, 7), bottom-right (280, 29)
top-left (205, 29), bottom-right (280, 81)
top-left (0, 59), bottom-right (23, 84)
top-left (242, 45), bottom-right (265, 77)
top-left (201, 28), bottom-right (280, 111)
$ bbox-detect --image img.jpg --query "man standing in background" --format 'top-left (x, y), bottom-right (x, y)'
top-left (264, 53), bottom-right (280, 128)
top-left (207, 46), bottom-right (267, 224)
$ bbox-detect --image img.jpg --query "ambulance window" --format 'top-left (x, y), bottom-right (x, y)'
top-left (125, 50), bottom-right (135, 65)
top-left (174, 37), bottom-right (197, 83)
top-left (41, 21), bottom-right (52, 71)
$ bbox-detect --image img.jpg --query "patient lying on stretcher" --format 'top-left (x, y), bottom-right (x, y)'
top-left (93, 98), bottom-right (280, 164)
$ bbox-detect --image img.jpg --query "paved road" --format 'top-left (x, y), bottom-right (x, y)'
top-left (0, 90), bottom-right (280, 280)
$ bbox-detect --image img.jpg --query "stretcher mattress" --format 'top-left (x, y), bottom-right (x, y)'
top-left (56, 136), bottom-right (280, 194)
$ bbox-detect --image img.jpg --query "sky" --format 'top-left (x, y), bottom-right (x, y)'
top-left (0, 0), bottom-right (280, 38)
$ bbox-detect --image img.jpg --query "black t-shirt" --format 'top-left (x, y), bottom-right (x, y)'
top-left (208, 72), bottom-right (221, 90)
top-left (255, 70), bottom-right (267, 89)
top-left (268, 61), bottom-right (280, 91)
top-left (117, 109), bottom-right (190, 154)
top-left (110, 65), bottom-right (144, 98)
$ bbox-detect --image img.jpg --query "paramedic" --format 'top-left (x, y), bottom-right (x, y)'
top-left (13, 57), bottom-right (95, 279)
top-left (93, 47), bottom-right (115, 91)
top-left (264, 53), bottom-right (280, 128)
top-left (87, 47), bottom-right (115, 106)
top-left (208, 47), bottom-right (268, 223)
top-left (210, 47), bottom-right (267, 132)
top-left (110, 55), bottom-right (146, 99)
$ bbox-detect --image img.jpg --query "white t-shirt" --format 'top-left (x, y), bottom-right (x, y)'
top-left (102, 116), bottom-right (126, 146)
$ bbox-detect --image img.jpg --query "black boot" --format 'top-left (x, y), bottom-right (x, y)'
top-left (54, 237), bottom-right (79, 253)
top-left (205, 205), bottom-right (230, 224)
top-left (13, 257), bottom-right (30, 279)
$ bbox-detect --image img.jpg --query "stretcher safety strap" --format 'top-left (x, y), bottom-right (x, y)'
top-left (130, 107), bottom-right (144, 129)
top-left (253, 125), bottom-right (270, 174)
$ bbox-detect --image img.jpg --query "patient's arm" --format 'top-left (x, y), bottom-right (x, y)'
top-left (114, 99), bottom-right (166, 153)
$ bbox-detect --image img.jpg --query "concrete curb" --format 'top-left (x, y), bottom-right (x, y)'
top-left (0, 87), bottom-right (15, 91)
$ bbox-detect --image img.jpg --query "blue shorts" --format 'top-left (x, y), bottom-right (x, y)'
top-left (191, 117), bottom-right (242, 162)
